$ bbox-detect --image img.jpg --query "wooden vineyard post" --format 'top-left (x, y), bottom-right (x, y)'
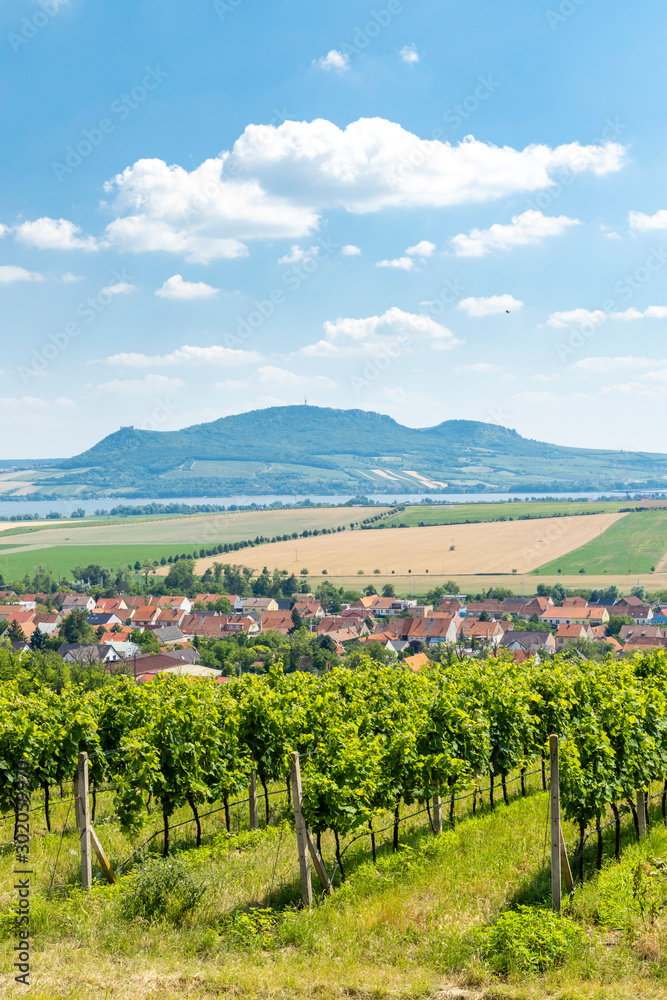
top-left (636, 789), bottom-right (647, 839)
top-left (559, 824), bottom-right (574, 896)
top-left (75, 752), bottom-right (92, 891)
top-left (289, 751), bottom-right (313, 907)
top-left (432, 779), bottom-right (443, 835)
top-left (249, 769), bottom-right (258, 831)
top-left (90, 826), bottom-right (116, 884)
top-left (549, 735), bottom-right (562, 913)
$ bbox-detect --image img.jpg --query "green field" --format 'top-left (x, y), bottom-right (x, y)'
top-left (537, 510), bottom-right (667, 575)
top-left (379, 499), bottom-right (631, 528)
top-left (0, 506), bottom-right (385, 582)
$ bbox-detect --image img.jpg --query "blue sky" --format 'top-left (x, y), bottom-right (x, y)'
top-left (2, 0), bottom-right (667, 457)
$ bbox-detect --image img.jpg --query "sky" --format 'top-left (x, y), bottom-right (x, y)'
top-left (2, 0), bottom-right (667, 458)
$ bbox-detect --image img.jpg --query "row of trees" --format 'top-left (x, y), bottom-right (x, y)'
top-left (3, 650), bottom-right (667, 879)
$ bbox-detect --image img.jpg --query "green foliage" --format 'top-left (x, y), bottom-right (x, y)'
top-left (119, 856), bottom-right (207, 924)
top-left (480, 905), bottom-right (582, 973)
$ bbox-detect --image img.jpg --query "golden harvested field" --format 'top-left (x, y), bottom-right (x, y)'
top-left (191, 512), bottom-right (626, 577)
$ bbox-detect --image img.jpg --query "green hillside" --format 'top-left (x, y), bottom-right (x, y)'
top-left (5, 405), bottom-right (667, 498)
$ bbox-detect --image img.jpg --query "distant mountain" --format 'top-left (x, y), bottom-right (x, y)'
top-left (8, 406), bottom-right (667, 498)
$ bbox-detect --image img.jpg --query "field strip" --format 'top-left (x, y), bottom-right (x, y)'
top-left (185, 511), bottom-right (626, 577)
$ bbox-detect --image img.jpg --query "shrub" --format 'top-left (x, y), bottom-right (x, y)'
top-left (480, 905), bottom-right (581, 973)
top-left (120, 857), bottom-right (207, 925)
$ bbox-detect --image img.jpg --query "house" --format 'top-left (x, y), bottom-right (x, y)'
top-left (561, 596), bottom-right (588, 607)
top-left (18, 594), bottom-right (39, 611)
top-left (97, 627), bottom-right (134, 644)
top-left (318, 616), bottom-right (369, 637)
top-left (95, 598), bottom-right (128, 613)
top-left (623, 635), bottom-right (667, 653)
top-left (652, 609), bottom-right (667, 626)
top-left (539, 607), bottom-right (609, 627)
top-left (58, 643), bottom-right (121, 664)
top-left (403, 651), bottom-right (432, 672)
top-left (0, 609), bottom-right (35, 626)
top-left (33, 612), bottom-right (61, 635)
top-left (352, 595), bottom-right (379, 611)
top-left (553, 624), bottom-right (593, 651)
top-left (369, 597), bottom-right (397, 618)
top-left (461, 620), bottom-right (504, 648)
top-left (131, 652), bottom-right (200, 681)
top-left (62, 594), bottom-right (96, 614)
top-left (519, 596), bottom-right (554, 618)
top-left (501, 630), bottom-right (557, 653)
top-left (624, 605), bottom-right (654, 625)
top-left (152, 626), bottom-right (186, 646)
top-left (153, 608), bottom-right (187, 628)
top-left (129, 606), bottom-right (161, 627)
top-left (155, 595), bottom-right (192, 613)
top-left (87, 612), bottom-right (122, 628)
top-left (294, 601), bottom-right (324, 619)
top-left (620, 624), bottom-right (664, 642)
top-left (406, 614), bottom-right (460, 648)
top-left (241, 597), bottom-right (279, 613)
top-left (259, 611), bottom-right (294, 635)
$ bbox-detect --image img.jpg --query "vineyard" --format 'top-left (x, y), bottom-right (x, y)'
top-left (4, 652), bottom-right (667, 996)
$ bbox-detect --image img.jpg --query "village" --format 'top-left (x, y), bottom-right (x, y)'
top-left (1, 584), bottom-right (665, 680)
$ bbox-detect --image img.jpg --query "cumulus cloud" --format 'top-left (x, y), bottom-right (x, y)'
top-left (155, 274), bottom-right (219, 299)
top-left (377, 238), bottom-right (435, 270)
top-left (455, 362), bottom-right (502, 373)
top-left (376, 256), bottom-right (415, 271)
top-left (406, 240), bottom-right (435, 257)
top-left (548, 306), bottom-right (667, 328)
top-left (277, 244), bottom-right (319, 265)
top-left (0, 265), bottom-right (44, 284)
top-left (102, 281), bottom-right (136, 296)
top-left (14, 217), bottom-right (98, 251)
top-left (62, 272), bottom-right (83, 283)
top-left (92, 120), bottom-right (624, 262)
top-left (299, 306), bottom-right (461, 357)
top-left (99, 345), bottom-right (262, 367)
top-left (458, 294), bottom-right (523, 316)
top-left (400, 44), bottom-right (419, 64)
top-left (341, 244), bottom-right (361, 255)
top-left (600, 370), bottom-right (667, 398)
top-left (629, 209), bottom-right (667, 231)
top-left (451, 210), bottom-right (579, 257)
top-left (313, 50), bottom-right (350, 72)
top-left (256, 365), bottom-right (337, 388)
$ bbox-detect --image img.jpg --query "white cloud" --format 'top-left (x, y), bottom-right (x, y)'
top-left (458, 294), bottom-right (523, 316)
top-left (155, 274), bottom-right (219, 299)
top-left (0, 265), bottom-right (44, 284)
top-left (629, 209), bottom-right (667, 232)
top-left (213, 378), bottom-right (249, 390)
top-left (548, 306), bottom-right (667, 328)
top-left (102, 281), bottom-right (136, 296)
top-left (376, 256), bottom-right (415, 271)
top-left (95, 120), bottom-right (625, 262)
top-left (313, 50), bottom-right (350, 72)
top-left (573, 356), bottom-right (667, 373)
top-left (277, 244), bottom-right (319, 265)
top-left (62, 272), bottom-right (83, 283)
top-left (91, 374), bottom-right (184, 396)
top-left (377, 239), bottom-right (435, 270)
top-left (0, 396), bottom-right (49, 409)
top-left (532, 372), bottom-right (560, 382)
top-left (300, 306), bottom-right (461, 357)
top-left (451, 210), bottom-right (580, 257)
top-left (604, 231), bottom-right (621, 240)
top-left (600, 370), bottom-right (667, 398)
top-left (400, 44), bottom-right (419, 64)
top-left (55, 397), bottom-right (76, 408)
top-left (256, 366), bottom-right (337, 388)
top-left (100, 345), bottom-right (262, 367)
top-left (14, 217), bottom-right (98, 251)
top-left (341, 244), bottom-right (361, 256)
top-left (406, 240), bottom-right (435, 257)
top-left (455, 362), bottom-right (502, 373)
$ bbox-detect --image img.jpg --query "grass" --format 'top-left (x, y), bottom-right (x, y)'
top-left (537, 510), bottom-right (667, 575)
top-left (0, 544), bottom-right (210, 581)
top-left (7, 770), bottom-right (667, 997)
top-left (380, 500), bottom-right (634, 528)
